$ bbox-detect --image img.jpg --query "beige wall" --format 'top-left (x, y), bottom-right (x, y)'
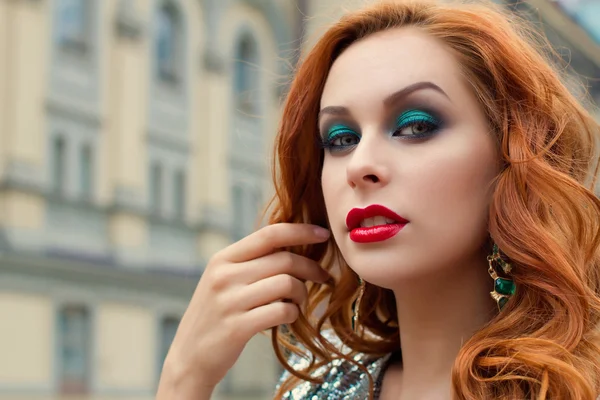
top-left (0, 293), bottom-right (53, 387)
top-left (0, 0), bottom-right (49, 231)
top-left (96, 304), bottom-right (156, 389)
top-left (0, 0), bottom-right (7, 180)
top-left (0, 0), bottom-right (293, 398)
top-left (0, 191), bottom-right (45, 230)
top-left (4, 1), bottom-right (48, 165)
top-left (304, 0), bottom-right (368, 50)
top-left (105, 3), bottom-right (149, 201)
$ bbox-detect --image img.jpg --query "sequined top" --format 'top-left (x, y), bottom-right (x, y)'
top-left (275, 331), bottom-right (393, 400)
top-left (276, 333), bottom-right (600, 400)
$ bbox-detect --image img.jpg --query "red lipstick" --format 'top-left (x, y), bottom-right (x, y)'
top-left (346, 205), bottom-right (408, 243)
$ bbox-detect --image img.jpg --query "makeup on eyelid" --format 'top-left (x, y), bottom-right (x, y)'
top-left (320, 108), bottom-right (442, 150)
top-left (327, 124), bottom-right (359, 141)
top-left (396, 109), bottom-right (440, 129)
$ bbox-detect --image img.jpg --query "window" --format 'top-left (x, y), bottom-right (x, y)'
top-left (79, 145), bottom-right (93, 198)
top-left (173, 170), bottom-right (186, 220)
top-left (56, 0), bottom-right (90, 53)
top-left (158, 316), bottom-right (180, 373)
top-left (150, 163), bottom-right (164, 214)
top-left (232, 185), bottom-right (244, 241)
top-left (52, 136), bottom-right (66, 194)
top-left (155, 4), bottom-right (181, 84)
top-left (234, 35), bottom-right (258, 112)
top-left (555, 0), bottom-right (600, 42)
top-left (574, 2), bottom-right (600, 42)
top-left (231, 184), bottom-right (261, 241)
top-left (247, 187), bottom-right (261, 234)
top-left (58, 305), bottom-right (91, 395)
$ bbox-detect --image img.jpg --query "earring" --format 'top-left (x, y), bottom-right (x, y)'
top-left (487, 244), bottom-right (515, 310)
top-left (352, 277), bottom-right (365, 333)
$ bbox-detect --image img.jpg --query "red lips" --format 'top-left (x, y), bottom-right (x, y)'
top-left (346, 205), bottom-right (408, 243)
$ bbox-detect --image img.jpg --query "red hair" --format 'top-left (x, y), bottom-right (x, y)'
top-left (268, 0), bottom-right (600, 398)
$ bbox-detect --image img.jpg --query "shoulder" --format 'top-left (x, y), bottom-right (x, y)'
top-left (275, 330), bottom-right (391, 400)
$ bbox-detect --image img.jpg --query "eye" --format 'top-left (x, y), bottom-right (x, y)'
top-left (393, 110), bottom-right (441, 138)
top-left (321, 124), bottom-right (360, 151)
top-left (332, 135), bottom-right (360, 146)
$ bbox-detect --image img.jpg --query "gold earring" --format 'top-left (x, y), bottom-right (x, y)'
top-left (352, 278), bottom-right (365, 333)
top-left (487, 244), bottom-right (515, 310)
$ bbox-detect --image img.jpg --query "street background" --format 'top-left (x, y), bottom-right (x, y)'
top-left (0, 0), bottom-right (598, 399)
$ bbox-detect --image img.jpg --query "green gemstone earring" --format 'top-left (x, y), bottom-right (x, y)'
top-left (487, 244), bottom-right (515, 310)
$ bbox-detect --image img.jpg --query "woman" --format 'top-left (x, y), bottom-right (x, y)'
top-left (156, 0), bottom-right (600, 398)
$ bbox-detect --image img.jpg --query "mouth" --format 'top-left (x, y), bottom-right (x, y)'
top-left (346, 204), bottom-right (409, 243)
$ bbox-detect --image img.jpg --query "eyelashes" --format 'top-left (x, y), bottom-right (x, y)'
top-left (393, 110), bottom-right (441, 138)
top-left (320, 109), bottom-right (443, 152)
top-left (321, 124), bottom-right (361, 149)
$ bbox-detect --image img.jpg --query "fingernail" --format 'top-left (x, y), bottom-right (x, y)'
top-left (314, 227), bottom-right (330, 239)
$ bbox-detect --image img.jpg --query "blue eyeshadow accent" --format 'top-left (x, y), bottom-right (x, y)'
top-left (396, 110), bottom-right (439, 128)
top-left (327, 124), bottom-right (358, 141)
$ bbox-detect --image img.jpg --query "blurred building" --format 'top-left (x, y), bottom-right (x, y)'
top-left (552, 0), bottom-right (600, 42)
top-left (0, 0), bottom-right (305, 399)
top-left (0, 1), bottom-right (598, 400)
top-left (514, 0), bottom-right (600, 117)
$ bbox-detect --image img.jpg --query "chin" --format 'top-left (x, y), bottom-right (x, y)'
top-left (340, 247), bottom-right (430, 289)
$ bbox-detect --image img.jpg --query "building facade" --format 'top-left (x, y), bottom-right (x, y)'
top-left (0, 1), bottom-right (597, 400)
top-left (0, 0), bottom-right (304, 399)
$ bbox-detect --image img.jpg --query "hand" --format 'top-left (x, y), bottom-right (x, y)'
top-left (156, 223), bottom-right (331, 399)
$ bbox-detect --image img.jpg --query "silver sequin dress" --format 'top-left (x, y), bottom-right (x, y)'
top-left (276, 330), bottom-right (393, 400)
top-left (276, 334), bottom-right (600, 400)
top-left (276, 331), bottom-right (600, 399)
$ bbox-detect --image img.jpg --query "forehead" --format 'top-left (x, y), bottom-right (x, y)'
top-left (320, 27), bottom-right (465, 107)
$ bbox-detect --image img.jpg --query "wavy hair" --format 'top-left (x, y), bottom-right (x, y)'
top-left (268, 0), bottom-right (600, 398)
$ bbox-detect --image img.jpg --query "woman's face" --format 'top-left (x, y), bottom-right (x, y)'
top-left (319, 28), bottom-right (500, 288)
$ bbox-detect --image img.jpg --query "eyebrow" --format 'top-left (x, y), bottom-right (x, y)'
top-left (318, 81), bottom-right (451, 120)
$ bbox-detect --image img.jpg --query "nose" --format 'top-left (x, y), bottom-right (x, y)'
top-left (346, 133), bottom-right (391, 190)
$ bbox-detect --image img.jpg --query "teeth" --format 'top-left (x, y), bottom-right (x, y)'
top-left (360, 217), bottom-right (375, 228)
top-left (359, 216), bottom-right (397, 228)
top-left (374, 216), bottom-right (386, 226)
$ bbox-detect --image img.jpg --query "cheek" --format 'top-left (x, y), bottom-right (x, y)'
top-left (320, 159), bottom-right (336, 205)
top-left (320, 157), bottom-right (348, 230)
top-left (410, 136), bottom-right (499, 236)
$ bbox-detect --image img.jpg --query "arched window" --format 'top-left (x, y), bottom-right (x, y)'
top-left (155, 3), bottom-right (182, 84)
top-left (56, 0), bottom-right (90, 53)
top-left (234, 34), bottom-right (259, 112)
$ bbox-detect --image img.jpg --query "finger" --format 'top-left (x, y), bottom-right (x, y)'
top-left (219, 223), bottom-right (330, 263)
top-left (237, 274), bottom-right (308, 310)
top-left (239, 251), bottom-right (330, 285)
top-left (239, 302), bottom-right (300, 334)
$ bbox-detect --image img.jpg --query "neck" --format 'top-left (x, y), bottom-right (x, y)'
top-left (391, 254), bottom-right (497, 395)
